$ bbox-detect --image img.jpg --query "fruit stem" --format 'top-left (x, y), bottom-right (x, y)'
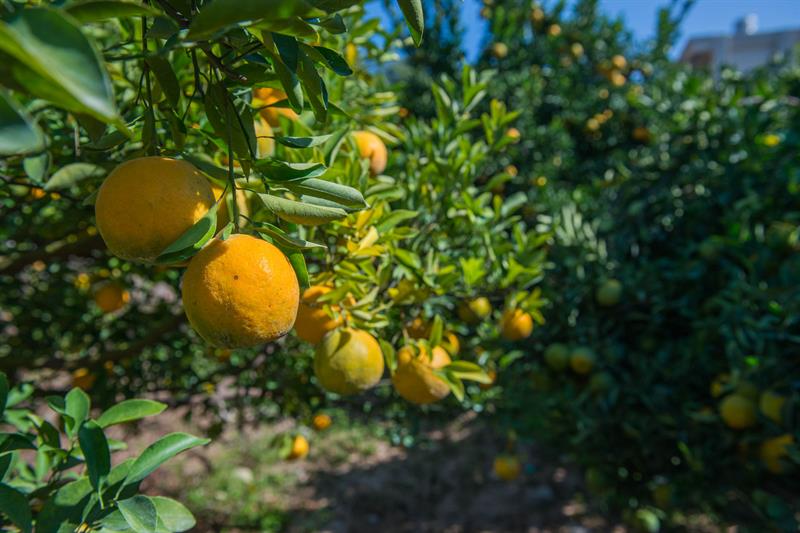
top-left (141, 17), bottom-right (157, 155)
top-left (223, 95), bottom-right (240, 232)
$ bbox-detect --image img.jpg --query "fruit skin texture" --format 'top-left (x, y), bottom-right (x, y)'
top-left (759, 390), bottom-right (786, 424)
top-left (311, 413), bottom-right (332, 431)
top-left (287, 435), bottom-right (309, 460)
top-left (295, 285), bottom-right (343, 344)
top-left (500, 309), bottom-right (534, 341)
top-left (253, 87), bottom-right (298, 126)
top-left (95, 157), bottom-right (215, 262)
top-left (458, 297), bottom-right (492, 325)
top-left (314, 328), bottom-right (384, 395)
top-left (544, 343), bottom-right (570, 371)
top-left (352, 130), bottom-right (388, 175)
top-left (570, 347), bottom-right (595, 374)
top-left (759, 434), bottom-right (794, 474)
top-left (93, 282), bottom-right (129, 313)
top-left (719, 394), bottom-right (757, 429)
top-left (392, 345), bottom-right (452, 405)
top-left (181, 234), bottom-right (299, 348)
top-left (493, 455), bottom-right (521, 481)
top-left (596, 279), bottom-right (622, 306)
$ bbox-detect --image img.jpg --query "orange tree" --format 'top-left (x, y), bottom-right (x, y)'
top-left (0, 0), bottom-right (556, 528)
top-left (477, 0), bottom-right (800, 530)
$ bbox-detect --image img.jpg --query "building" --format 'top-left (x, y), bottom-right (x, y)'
top-left (680, 15), bottom-right (800, 74)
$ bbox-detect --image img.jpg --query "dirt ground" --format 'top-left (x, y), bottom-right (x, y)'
top-left (117, 408), bottom-right (632, 533)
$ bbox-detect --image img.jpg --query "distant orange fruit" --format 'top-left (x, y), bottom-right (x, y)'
top-left (314, 328), bottom-right (384, 395)
top-left (253, 87), bottom-right (298, 126)
top-left (493, 454), bottom-right (522, 481)
top-left (72, 368), bottom-right (96, 391)
top-left (406, 317), bottom-right (431, 339)
top-left (295, 285), bottom-right (344, 345)
top-left (93, 282), bottom-right (129, 313)
top-left (505, 128), bottom-right (521, 143)
top-left (500, 309), bottom-right (534, 341)
top-left (352, 130), bottom-right (388, 175)
top-left (287, 435), bottom-right (309, 460)
top-left (312, 413), bottom-right (332, 431)
top-left (719, 394), bottom-right (757, 430)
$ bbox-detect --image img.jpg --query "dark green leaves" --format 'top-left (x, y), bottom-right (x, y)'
top-left (118, 495), bottom-right (158, 533)
top-left (258, 193), bottom-right (347, 225)
top-left (123, 433), bottom-right (209, 487)
top-left (0, 8), bottom-right (120, 125)
top-left (155, 203), bottom-right (218, 265)
top-left (0, 483), bottom-right (32, 533)
top-left (275, 134), bottom-right (332, 148)
top-left (283, 178), bottom-right (366, 208)
top-left (204, 83), bottom-right (256, 165)
top-left (64, 0), bottom-right (160, 23)
top-left (0, 90), bottom-right (45, 155)
top-left (397, 0), bottom-right (424, 46)
top-left (44, 163), bottom-right (105, 191)
top-left (252, 221), bottom-right (325, 250)
top-left (146, 56), bottom-right (181, 109)
top-left (255, 159), bottom-right (326, 180)
top-left (96, 400), bottom-right (167, 428)
top-left (188, 0), bottom-right (319, 40)
top-left (78, 421), bottom-right (110, 491)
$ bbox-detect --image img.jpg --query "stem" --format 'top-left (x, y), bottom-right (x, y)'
top-left (141, 17), bottom-right (158, 155)
top-left (223, 95), bottom-right (240, 232)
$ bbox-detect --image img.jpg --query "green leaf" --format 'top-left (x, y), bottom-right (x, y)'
top-left (181, 153), bottom-right (230, 181)
top-left (283, 178), bottom-right (366, 208)
top-left (146, 55), bottom-right (181, 109)
top-left (258, 193), bottom-right (346, 225)
top-left (252, 222), bottom-right (326, 249)
top-left (65, 388), bottom-right (90, 438)
top-left (255, 159), bottom-right (325, 181)
top-left (151, 496), bottom-right (196, 532)
top-left (35, 477), bottom-right (93, 531)
top-left (285, 249), bottom-right (309, 288)
top-left (296, 55), bottom-right (327, 122)
top-left (0, 8), bottom-right (120, 124)
top-left (0, 90), bottom-right (45, 156)
top-left (397, 0), bottom-right (424, 46)
top-left (0, 433), bottom-right (35, 454)
top-left (379, 339), bottom-right (396, 373)
top-left (124, 433), bottom-right (209, 486)
top-left (78, 420), bottom-right (110, 491)
top-left (428, 315), bottom-right (443, 348)
top-left (305, 45), bottom-right (352, 76)
top-left (188, 0), bottom-right (318, 40)
top-left (204, 83), bottom-right (256, 163)
top-left (273, 33), bottom-right (299, 72)
top-left (0, 483), bottom-right (32, 533)
top-left (311, 14), bottom-right (346, 34)
top-left (65, 0), bottom-right (160, 23)
top-left (44, 163), bottom-right (105, 191)
top-left (443, 361), bottom-right (492, 384)
top-left (23, 152), bottom-right (50, 185)
top-left (275, 134), bottom-right (332, 148)
top-left (118, 495), bottom-right (158, 533)
top-left (261, 49), bottom-right (304, 114)
top-left (96, 400), bottom-right (167, 428)
top-left (375, 210), bottom-right (417, 233)
top-left (437, 370), bottom-right (464, 401)
top-left (155, 203), bottom-right (218, 264)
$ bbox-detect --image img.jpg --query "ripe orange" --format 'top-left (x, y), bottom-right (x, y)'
top-left (311, 413), bottom-right (332, 431)
top-left (314, 328), bottom-right (384, 395)
top-left (392, 344), bottom-right (452, 405)
top-left (500, 309), bottom-right (534, 341)
top-left (505, 128), bottom-right (521, 143)
top-left (253, 87), bottom-right (298, 126)
top-left (93, 282), bottom-right (129, 313)
top-left (181, 234), bottom-right (299, 348)
top-left (295, 285), bottom-right (344, 344)
top-left (759, 391), bottom-right (786, 424)
top-left (287, 435), bottom-right (309, 460)
top-left (95, 157), bottom-right (215, 262)
top-left (759, 434), bottom-right (794, 474)
top-left (457, 297), bottom-right (492, 325)
top-left (352, 130), bottom-right (388, 175)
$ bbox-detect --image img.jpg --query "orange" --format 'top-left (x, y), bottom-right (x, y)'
top-left (759, 434), bottom-right (794, 474)
top-left (95, 157), bottom-right (215, 262)
top-left (457, 297), bottom-right (492, 325)
top-left (391, 344), bottom-right (452, 405)
top-left (505, 128), bottom-right (521, 143)
top-left (182, 234), bottom-right (299, 348)
top-left (491, 42), bottom-right (508, 59)
top-left (570, 347), bottom-right (595, 374)
top-left (500, 309), bottom-right (534, 341)
top-left (352, 130), bottom-right (388, 175)
top-left (314, 328), bottom-right (384, 395)
top-left (759, 391), bottom-right (786, 424)
top-left (311, 413), bottom-right (332, 431)
top-left (719, 394), bottom-right (757, 430)
top-left (493, 454), bottom-right (522, 481)
top-left (295, 285), bottom-right (344, 344)
top-left (287, 435), bottom-right (309, 460)
top-left (93, 282), bottom-right (129, 313)
top-left (253, 87), bottom-right (298, 126)
top-left (71, 368), bottom-right (96, 391)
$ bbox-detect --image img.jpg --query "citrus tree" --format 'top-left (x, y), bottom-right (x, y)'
top-left (475, 0), bottom-right (800, 530)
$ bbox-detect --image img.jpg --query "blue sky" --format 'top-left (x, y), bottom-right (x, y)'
top-left (370, 0), bottom-right (800, 61)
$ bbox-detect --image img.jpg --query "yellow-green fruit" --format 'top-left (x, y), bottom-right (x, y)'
top-left (570, 347), bottom-right (595, 374)
top-left (759, 434), bottom-right (794, 474)
top-left (295, 285), bottom-right (343, 345)
top-left (457, 297), bottom-right (492, 324)
top-left (352, 130), bottom-right (388, 175)
top-left (491, 42), bottom-right (508, 59)
top-left (500, 309), bottom-right (534, 341)
top-left (182, 234), bottom-right (299, 348)
top-left (719, 394), bottom-right (757, 430)
top-left (544, 343), bottom-right (570, 371)
top-left (392, 345), bottom-right (452, 405)
top-left (314, 328), bottom-right (384, 395)
top-left (759, 391), bottom-right (786, 424)
top-left (589, 372), bottom-right (613, 394)
top-left (95, 157), bottom-right (215, 262)
top-left (493, 454), bottom-right (521, 481)
top-left (287, 435), bottom-right (309, 460)
top-left (596, 279), bottom-right (622, 306)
